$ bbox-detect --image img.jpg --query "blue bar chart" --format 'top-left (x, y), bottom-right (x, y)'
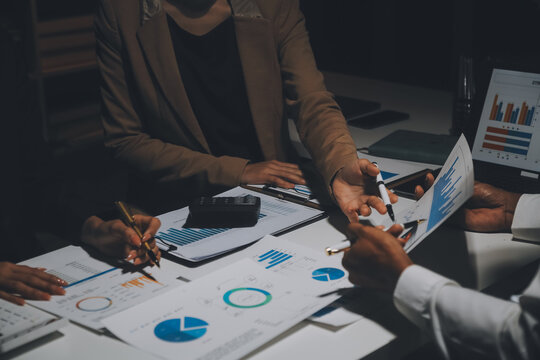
top-left (257, 249), bottom-right (293, 269)
top-left (400, 135), bottom-right (474, 253)
top-left (427, 157), bottom-right (463, 231)
top-left (158, 214), bottom-right (266, 247)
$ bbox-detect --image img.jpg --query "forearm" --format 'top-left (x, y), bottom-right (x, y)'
top-left (277, 0), bottom-right (357, 190)
top-left (80, 216), bottom-right (105, 248)
top-left (107, 133), bottom-right (249, 187)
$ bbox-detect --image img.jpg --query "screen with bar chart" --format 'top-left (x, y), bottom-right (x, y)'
top-left (472, 68), bottom-right (540, 172)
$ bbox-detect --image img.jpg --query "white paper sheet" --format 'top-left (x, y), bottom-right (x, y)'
top-left (387, 135), bottom-right (475, 252)
top-left (309, 300), bottom-right (365, 327)
top-left (156, 187), bottom-right (324, 261)
top-left (22, 246), bottom-right (182, 330)
top-left (0, 300), bottom-right (67, 353)
top-left (356, 152), bottom-right (432, 183)
top-left (103, 258), bottom-right (346, 360)
top-left (244, 235), bottom-right (351, 297)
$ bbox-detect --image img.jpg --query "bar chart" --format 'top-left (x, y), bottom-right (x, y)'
top-left (157, 213), bottom-right (266, 247)
top-left (488, 93), bottom-right (538, 126)
top-left (481, 126), bottom-right (532, 156)
top-left (257, 249), bottom-right (293, 269)
top-left (472, 69), bottom-right (540, 172)
top-left (427, 156), bottom-right (463, 231)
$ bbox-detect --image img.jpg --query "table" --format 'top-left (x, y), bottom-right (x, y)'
top-left (8, 73), bottom-right (540, 360)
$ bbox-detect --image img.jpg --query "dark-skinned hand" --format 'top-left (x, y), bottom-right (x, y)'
top-left (342, 223), bottom-right (413, 292)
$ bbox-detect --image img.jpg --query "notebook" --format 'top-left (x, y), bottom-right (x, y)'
top-left (470, 66), bottom-right (540, 193)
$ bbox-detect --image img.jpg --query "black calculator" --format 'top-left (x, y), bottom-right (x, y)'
top-left (187, 195), bottom-right (261, 228)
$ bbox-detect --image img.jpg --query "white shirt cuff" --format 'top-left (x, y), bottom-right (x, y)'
top-left (512, 194), bottom-right (540, 242)
top-left (393, 265), bottom-right (458, 330)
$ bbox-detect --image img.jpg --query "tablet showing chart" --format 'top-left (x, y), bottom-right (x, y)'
top-left (472, 68), bottom-right (540, 172)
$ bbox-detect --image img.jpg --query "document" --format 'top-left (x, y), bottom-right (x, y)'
top-left (244, 235), bottom-right (351, 297)
top-left (156, 187), bottom-right (325, 262)
top-left (246, 183), bottom-right (321, 205)
top-left (389, 135), bottom-right (475, 252)
top-left (356, 152), bottom-right (432, 184)
top-left (22, 246), bottom-right (182, 330)
top-left (103, 257), bottom-right (348, 360)
top-left (0, 300), bottom-right (67, 353)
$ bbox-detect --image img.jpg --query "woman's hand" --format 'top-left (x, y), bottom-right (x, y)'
top-left (0, 262), bottom-right (67, 305)
top-left (81, 215), bottom-right (161, 266)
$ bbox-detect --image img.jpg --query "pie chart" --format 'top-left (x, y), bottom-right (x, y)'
top-left (154, 317), bottom-right (208, 342)
top-left (311, 267), bottom-right (345, 281)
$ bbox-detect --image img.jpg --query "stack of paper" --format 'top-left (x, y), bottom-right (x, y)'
top-left (103, 236), bottom-right (352, 360)
top-left (156, 187), bottom-right (325, 262)
top-left (0, 300), bottom-right (67, 353)
top-left (22, 246), bottom-right (183, 330)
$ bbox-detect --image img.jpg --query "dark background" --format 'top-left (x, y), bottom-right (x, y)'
top-left (1, 0), bottom-right (540, 261)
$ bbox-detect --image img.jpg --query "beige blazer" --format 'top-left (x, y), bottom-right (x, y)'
top-left (95, 0), bottom-right (358, 207)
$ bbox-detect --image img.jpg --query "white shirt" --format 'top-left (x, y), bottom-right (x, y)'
top-left (394, 194), bottom-right (540, 360)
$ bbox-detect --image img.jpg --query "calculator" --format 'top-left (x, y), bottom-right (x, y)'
top-left (187, 195), bottom-right (261, 228)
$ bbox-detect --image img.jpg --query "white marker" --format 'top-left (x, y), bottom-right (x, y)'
top-left (373, 162), bottom-right (395, 223)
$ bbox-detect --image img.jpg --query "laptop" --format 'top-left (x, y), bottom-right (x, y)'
top-left (470, 65), bottom-right (540, 193)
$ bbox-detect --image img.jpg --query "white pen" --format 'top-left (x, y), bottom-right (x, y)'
top-left (325, 219), bottom-right (426, 255)
top-left (372, 162), bottom-right (395, 223)
top-left (325, 240), bottom-right (352, 255)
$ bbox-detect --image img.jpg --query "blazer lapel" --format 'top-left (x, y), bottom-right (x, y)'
top-left (136, 10), bottom-right (210, 152)
top-left (234, 16), bottom-right (281, 160)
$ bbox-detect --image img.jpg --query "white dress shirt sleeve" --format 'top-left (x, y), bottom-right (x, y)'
top-left (512, 194), bottom-right (540, 241)
top-left (394, 194), bottom-right (540, 359)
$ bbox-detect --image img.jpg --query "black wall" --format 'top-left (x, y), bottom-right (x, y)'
top-left (300, 0), bottom-right (540, 91)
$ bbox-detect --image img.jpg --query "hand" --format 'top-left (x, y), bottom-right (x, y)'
top-left (331, 159), bottom-right (398, 223)
top-left (0, 262), bottom-right (67, 305)
top-left (451, 182), bottom-right (521, 232)
top-left (342, 223), bottom-right (413, 292)
top-left (240, 160), bottom-right (306, 188)
top-left (414, 172), bottom-right (435, 199)
top-left (81, 215), bottom-right (162, 266)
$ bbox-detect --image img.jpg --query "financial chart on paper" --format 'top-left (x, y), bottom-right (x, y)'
top-left (393, 135), bottom-right (475, 252)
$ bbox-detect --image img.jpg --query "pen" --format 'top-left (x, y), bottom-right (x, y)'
top-left (114, 201), bottom-right (160, 268)
top-left (372, 162), bottom-right (395, 223)
top-left (325, 219), bottom-right (426, 255)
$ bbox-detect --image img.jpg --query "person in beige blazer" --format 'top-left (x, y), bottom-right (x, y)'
top-left (95, 0), bottom-right (396, 219)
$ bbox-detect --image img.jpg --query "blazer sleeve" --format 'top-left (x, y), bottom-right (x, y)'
top-left (274, 0), bottom-right (359, 191)
top-left (95, 0), bottom-right (249, 188)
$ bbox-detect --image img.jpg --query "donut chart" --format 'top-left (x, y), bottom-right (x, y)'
top-left (223, 287), bottom-right (272, 309)
top-left (76, 296), bottom-right (112, 312)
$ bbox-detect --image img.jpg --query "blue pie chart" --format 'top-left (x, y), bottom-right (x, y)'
top-left (154, 317), bottom-right (208, 342)
top-left (312, 267), bottom-right (345, 282)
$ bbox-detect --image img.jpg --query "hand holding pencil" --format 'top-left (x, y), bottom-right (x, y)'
top-left (81, 209), bottom-right (162, 267)
top-left (115, 201), bottom-right (161, 267)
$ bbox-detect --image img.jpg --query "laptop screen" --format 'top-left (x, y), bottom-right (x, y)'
top-left (471, 68), bottom-right (540, 174)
